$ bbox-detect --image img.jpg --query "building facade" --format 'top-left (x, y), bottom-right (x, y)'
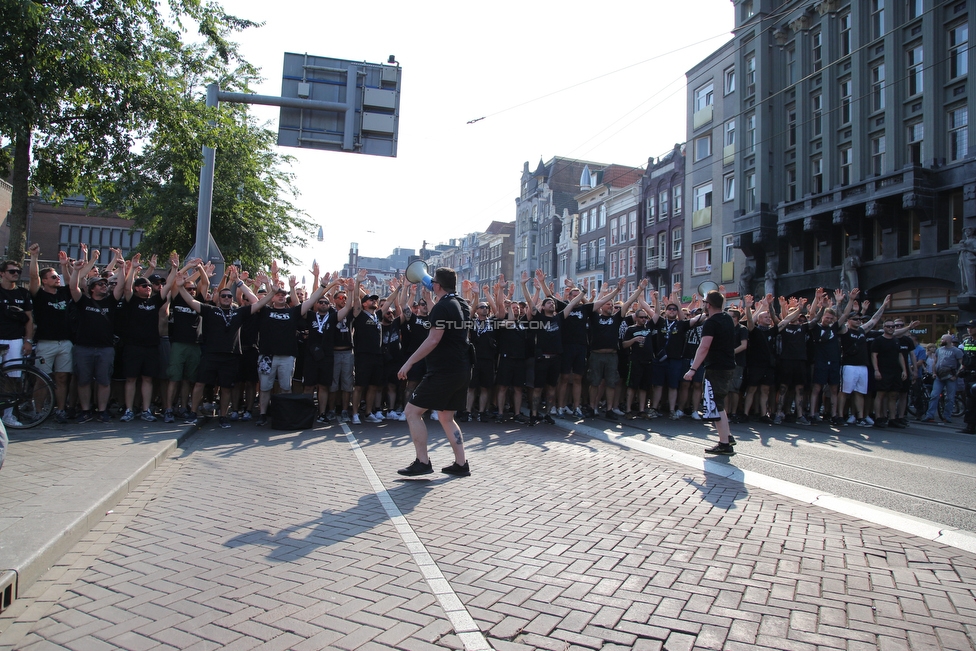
top-left (640, 145), bottom-right (689, 300)
top-left (724, 0), bottom-right (975, 337)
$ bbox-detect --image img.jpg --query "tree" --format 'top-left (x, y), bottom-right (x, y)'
top-left (0, 0), bottom-right (259, 264)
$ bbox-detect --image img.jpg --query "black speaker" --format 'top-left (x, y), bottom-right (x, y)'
top-left (270, 393), bottom-right (316, 431)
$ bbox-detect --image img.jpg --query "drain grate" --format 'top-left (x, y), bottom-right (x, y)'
top-left (0, 570), bottom-right (16, 613)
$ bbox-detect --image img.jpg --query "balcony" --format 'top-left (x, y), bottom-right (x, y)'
top-left (693, 105), bottom-right (714, 130)
top-left (723, 144), bottom-right (735, 167)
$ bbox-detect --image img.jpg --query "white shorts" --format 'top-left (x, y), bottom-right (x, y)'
top-left (0, 339), bottom-right (25, 378)
top-left (842, 365), bottom-right (868, 395)
top-left (259, 355), bottom-right (295, 392)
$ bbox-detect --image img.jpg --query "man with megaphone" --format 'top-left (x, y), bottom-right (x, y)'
top-left (396, 265), bottom-right (473, 477)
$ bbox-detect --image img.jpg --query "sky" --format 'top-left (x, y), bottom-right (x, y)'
top-left (226, 0), bottom-right (735, 277)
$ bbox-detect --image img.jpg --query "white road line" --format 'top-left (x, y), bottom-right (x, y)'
top-left (558, 420), bottom-right (976, 555)
top-left (340, 424), bottom-right (492, 651)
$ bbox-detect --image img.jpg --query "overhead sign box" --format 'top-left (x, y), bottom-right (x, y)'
top-left (278, 53), bottom-right (401, 157)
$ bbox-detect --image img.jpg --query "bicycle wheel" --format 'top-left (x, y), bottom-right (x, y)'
top-left (0, 364), bottom-right (56, 428)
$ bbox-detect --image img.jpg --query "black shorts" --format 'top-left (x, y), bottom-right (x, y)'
top-left (877, 373), bottom-right (903, 393)
top-left (626, 361), bottom-right (654, 391)
top-left (706, 368), bottom-right (735, 409)
top-left (123, 343), bottom-right (160, 379)
top-left (406, 358), bottom-right (426, 383)
top-left (355, 352), bottom-right (385, 387)
top-left (561, 343), bottom-right (587, 375)
top-left (777, 360), bottom-right (807, 388)
top-left (496, 356), bottom-right (526, 387)
top-left (303, 354), bottom-right (335, 387)
top-left (239, 348), bottom-right (259, 383)
top-left (472, 357), bottom-right (496, 389)
top-left (535, 355), bottom-right (561, 388)
top-left (409, 367), bottom-right (472, 412)
top-left (198, 352), bottom-right (240, 389)
top-left (746, 365), bottom-right (776, 387)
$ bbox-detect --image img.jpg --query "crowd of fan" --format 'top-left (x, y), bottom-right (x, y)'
top-left (0, 249), bottom-right (960, 431)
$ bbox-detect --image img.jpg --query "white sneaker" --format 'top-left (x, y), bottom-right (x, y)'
top-left (691, 411), bottom-right (702, 421)
top-left (430, 410), bottom-right (439, 421)
top-left (372, 411), bottom-right (385, 421)
top-left (351, 413), bottom-right (362, 425)
top-left (573, 407), bottom-right (584, 418)
top-left (398, 411), bottom-right (407, 422)
top-left (864, 416), bottom-right (875, 426)
top-left (675, 409), bottom-right (686, 419)
top-left (386, 410), bottom-right (400, 420)
top-left (846, 414), bottom-right (856, 425)
top-left (140, 410), bottom-right (156, 422)
top-left (549, 406), bottom-right (558, 416)
top-left (2, 414), bottom-right (23, 427)
top-left (611, 408), bottom-right (626, 416)
top-left (366, 413), bottom-right (383, 423)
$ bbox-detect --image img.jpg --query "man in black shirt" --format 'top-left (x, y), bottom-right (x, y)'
top-left (255, 277), bottom-right (303, 426)
top-left (652, 297), bottom-right (692, 419)
top-left (28, 244), bottom-right (72, 423)
top-left (586, 279), bottom-right (640, 420)
top-left (119, 257), bottom-right (170, 423)
top-left (162, 256), bottom-right (208, 422)
top-left (350, 269), bottom-right (386, 425)
top-left (397, 267), bottom-right (473, 477)
top-left (743, 295), bottom-right (777, 423)
top-left (302, 272), bottom-right (344, 423)
top-left (68, 251), bottom-right (125, 423)
top-left (838, 296), bottom-right (887, 426)
top-left (871, 319), bottom-right (907, 428)
top-left (556, 284), bottom-right (592, 417)
top-left (177, 266), bottom-right (274, 427)
top-left (0, 258), bottom-right (34, 427)
top-left (684, 290), bottom-right (736, 454)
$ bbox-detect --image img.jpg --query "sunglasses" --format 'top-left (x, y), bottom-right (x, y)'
top-left (5, 269), bottom-right (22, 274)
top-left (317, 300), bottom-right (330, 304)
top-left (219, 293), bottom-right (234, 298)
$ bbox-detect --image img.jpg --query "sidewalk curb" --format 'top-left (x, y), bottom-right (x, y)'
top-left (556, 418), bottom-right (976, 555)
top-left (5, 425), bottom-right (198, 604)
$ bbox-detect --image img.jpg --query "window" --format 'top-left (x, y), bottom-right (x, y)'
top-left (645, 236), bottom-right (656, 266)
top-left (908, 120), bottom-right (924, 165)
top-left (724, 66), bottom-right (735, 94)
top-left (745, 112), bottom-right (756, 153)
top-left (745, 54), bottom-right (756, 94)
top-left (871, 134), bottom-right (886, 175)
top-left (59, 225), bottom-right (144, 261)
top-left (658, 232), bottom-right (667, 263)
top-left (840, 145), bottom-right (853, 186)
top-left (609, 251), bottom-right (617, 278)
top-left (742, 0), bottom-right (754, 20)
top-left (839, 11), bottom-right (851, 56)
top-left (618, 216), bottom-right (628, 243)
top-left (725, 119), bottom-right (736, 147)
top-left (673, 185), bottom-right (682, 215)
top-left (629, 246), bottom-right (637, 275)
top-left (599, 204), bottom-right (607, 227)
top-left (723, 173), bottom-right (735, 202)
top-left (694, 183), bottom-right (713, 212)
top-left (629, 211), bottom-right (637, 241)
top-left (871, 63), bottom-right (886, 112)
top-left (694, 135), bottom-right (712, 161)
top-left (949, 106), bottom-right (968, 162)
top-left (871, 0), bottom-right (885, 40)
top-left (723, 235), bottom-right (735, 264)
top-left (579, 242), bottom-right (588, 267)
top-left (908, 44), bottom-right (923, 96)
top-left (672, 227), bottom-right (682, 258)
top-left (588, 208), bottom-right (597, 232)
top-left (659, 190), bottom-right (669, 219)
top-left (646, 195), bottom-right (656, 224)
top-left (908, 0), bottom-right (922, 19)
top-left (840, 78), bottom-right (852, 124)
top-left (786, 105), bottom-right (796, 147)
top-left (610, 217), bottom-right (618, 246)
top-left (785, 46), bottom-right (797, 86)
top-left (693, 241), bottom-right (711, 275)
top-left (812, 92), bottom-right (823, 136)
top-left (745, 172), bottom-right (756, 210)
top-left (950, 22), bottom-right (969, 79)
top-left (694, 82), bottom-right (714, 112)
top-left (812, 155), bottom-right (823, 194)
top-left (812, 30), bottom-right (822, 71)
top-left (597, 237), bottom-right (606, 265)
top-left (786, 166), bottom-right (797, 202)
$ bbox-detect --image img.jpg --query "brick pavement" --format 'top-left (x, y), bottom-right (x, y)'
top-left (1, 418), bottom-right (975, 650)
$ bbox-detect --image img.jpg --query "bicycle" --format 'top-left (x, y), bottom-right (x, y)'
top-left (908, 372), bottom-right (965, 421)
top-left (0, 347), bottom-right (56, 428)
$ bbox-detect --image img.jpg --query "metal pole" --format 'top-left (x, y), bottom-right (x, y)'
top-left (191, 83), bottom-right (220, 271)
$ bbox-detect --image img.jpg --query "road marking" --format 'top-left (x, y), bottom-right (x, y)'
top-left (340, 424), bottom-right (492, 651)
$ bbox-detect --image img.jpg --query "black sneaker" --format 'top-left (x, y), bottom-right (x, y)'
top-left (256, 414), bottom-right (268, 426)
top-left (218, 416), bottom-right (231, 429)
top-left (728, 434), bottom-right (737, 446)
top-left (98, 410), bottom-right (112, 423)
top-left (183, 411), bottom-right (199, 425)
top-left (604, 410), bottom-right (618, 421)
top-left (889, 419), bottom-right (907, 429)
top-left (543, 413), bottom-right (555, 425)
top-left (77, 410), bottom-right (94, 424)
top-left (514, 413), bottom-right (529, 424)
top-left (441, 461), bottom-right (470, 477)
top-left (705, 442), bottom-right (735, 455)
top-left (316, 413), bottom-right (329, 423)
top-left (397, 459), bottom-right (433, 476)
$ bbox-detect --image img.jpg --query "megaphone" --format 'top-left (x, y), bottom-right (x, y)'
top-left (405, 260), bottom-right (433, 290)
top-left (698, 280), bottom-right (720, 296)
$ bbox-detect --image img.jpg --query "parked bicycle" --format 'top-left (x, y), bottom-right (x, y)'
top-left (907, 372), bottom-right (965, 421)
top-left (0, 346), bottom-right (56, 429)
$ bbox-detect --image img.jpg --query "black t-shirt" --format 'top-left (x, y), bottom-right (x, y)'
top-left (0, 286), bottom-right (32, 339)
top-left (841, 326), bottom-right (870, 366)
top-left (702, 311), bottom-right (736, 371)
top-left (733, 323), bottom-right (749, 367)
top-left (871, 336), bottom-right (903, 376)
top-left (654, 317), bottom-right (690, 359)
top-left (746, 325), bottom-right (776, 368)
top-left (683, 321), bottom-right (704, 360)
top-left (353, 310), bottom-right (383, 355)
top-left (811, 322), bottom-right (843, 364)
top-left (257, 306), bottom-right (303, 357)
top-left (562, 303), bottom-right (593, 346)
top-left (334, 312), bottom-right (353, 349)
top-left (306, 308), bottom-right (337, 354)
top-left (123, 293), bottom-right (165, 346)
top-left (589, 311), bottom-right (622, 351)
top-left (624, 323), bottom-right (655, 363)
top-left (496, 319), bottom-right (528, 359)
top-left (32, 286), bottom-right (72, 341)
top-left (382, 319), bottom-right (402, 361)
top-left (200, 304), bottom-right (251, 355)
top-left (470, 318), bottom-right (497, 360)
top-left (73, 295), bottom-right (118, 347)
top-left (533, 312), bottom-right (563, 355)
top-left (169, 294), bottom-right (201, 345)
top-left (778, 322), bottom-right (809, 361)
top-left (402, 312), bottom-right (431, 354)
top-left (426, 294), bottom-right (471, 372)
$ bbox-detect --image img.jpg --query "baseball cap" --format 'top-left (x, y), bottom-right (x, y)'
top-left (133, 277), bottom-right (151, 287)
top-left (148, 274), bottom-right (165, 284)
top-left (87, 276), bottom-right (108, 287)
top-left (365, 294), bottom-right (380, 301)
top-left (965, 320), bottom-right (976, 328)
